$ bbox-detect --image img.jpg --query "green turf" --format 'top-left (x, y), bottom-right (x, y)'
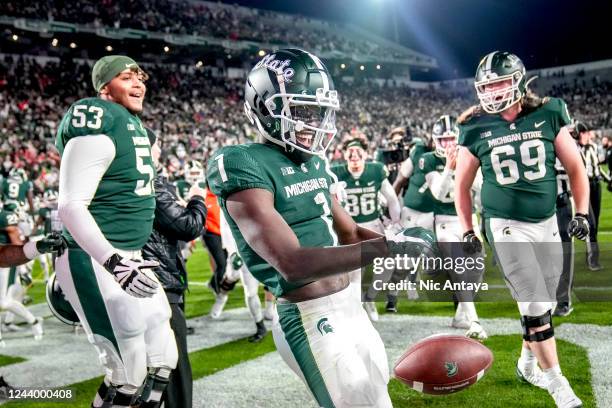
top-left (389, 336), bottom-right (594, 408)
top-left (13, 184), bottom-right (612, 407)
top-left (4, 335), bottom-right (276, 407)
top-left (0, 354), bottom-right (26, 368)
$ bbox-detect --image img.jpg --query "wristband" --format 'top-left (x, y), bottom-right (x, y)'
top-left (23, 241), bottom-right (40, 260)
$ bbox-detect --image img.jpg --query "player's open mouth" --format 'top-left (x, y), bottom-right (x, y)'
top-left (129, 92), bottom-right (143, 99)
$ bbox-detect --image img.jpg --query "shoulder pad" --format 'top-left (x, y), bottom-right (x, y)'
top-left (206, 145), bottom-right (274, 199)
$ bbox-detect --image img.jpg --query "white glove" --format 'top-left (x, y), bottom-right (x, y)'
top-left (103, 254), bottom-right (159, 298)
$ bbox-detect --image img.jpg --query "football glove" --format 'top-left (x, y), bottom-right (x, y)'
top-left (462, 230), bottom-right (483, 255)
top-left (386, 227), bottom-right (439, 259)
top-left (36, 232), bottom-right (67, 256)
top-left (103, 254), bottom-right (159, 298)
top-left (568, 213), bottom-right (589, 240)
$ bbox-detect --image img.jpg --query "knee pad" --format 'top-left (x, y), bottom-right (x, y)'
top-left (520, 310), bottom-right (554, 342)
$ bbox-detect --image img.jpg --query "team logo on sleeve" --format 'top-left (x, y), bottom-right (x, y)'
top-left (316, 318), bottom-right (334, 336)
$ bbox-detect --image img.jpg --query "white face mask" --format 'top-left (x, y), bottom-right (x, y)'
top-left (475, 72), bottom-right (524, 114)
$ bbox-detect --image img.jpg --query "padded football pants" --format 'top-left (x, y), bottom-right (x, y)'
top-left (55, 247), bottom-right (178, 388)
top-left (485, 215), bottom-right (562, 317)
top-left (273, 285), bottom-right (392, 408)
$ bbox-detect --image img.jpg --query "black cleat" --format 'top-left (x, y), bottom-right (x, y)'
top-left (248, 320), bottom-right (267, 343)
top-left (385, 300), bottom-right (397, 313)
top-left (0, 376), bottom-right (14, 399)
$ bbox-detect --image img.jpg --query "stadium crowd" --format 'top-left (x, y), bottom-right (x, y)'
top-left (1, 55), bottom-right (611, 195)
top-left (0, 0), bottom-right (403, 59)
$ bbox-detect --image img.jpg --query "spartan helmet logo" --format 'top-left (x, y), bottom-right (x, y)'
top-left (445, 361), bottom-right (458, 377)
top-left (316, 318), bottom-right (334, 336)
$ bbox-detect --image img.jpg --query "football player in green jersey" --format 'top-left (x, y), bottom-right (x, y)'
top-left (207, 48), bottom-right (436, 408)
top-left (421, 115), bottom-right (487, 340)
top-left (1, 169), bottom-right (34, 213)
top-left (331, 137), bottom-right (401, 321)
top-left (394, 132), bottom-right (435, 230)
top-left (0, 206), bottom-right (56, 343)
top-left (455, 51), bottom-right (589, 408)
top-left (174, 160), bottom-right (206, 201)
top-left (55, 55), bottom-right (177, 407)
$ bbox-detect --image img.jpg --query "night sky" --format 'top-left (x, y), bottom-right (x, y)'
top-left (226, 0), bottom-right (610, 80)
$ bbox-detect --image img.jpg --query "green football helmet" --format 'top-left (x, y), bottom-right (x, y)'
top-left (244, 48), bottom-right (339, 161)
top-left (8, 168), bottom-right (27, 183)
top-left (474, 51), bottom-right (526, 114)
top-left (432, 115), bottom-right (458, 158)
top-left (46, 273), bottom-right (80, 326)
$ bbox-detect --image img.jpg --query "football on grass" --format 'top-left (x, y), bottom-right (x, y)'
top-left (393, 334), bottom-right (493, 395)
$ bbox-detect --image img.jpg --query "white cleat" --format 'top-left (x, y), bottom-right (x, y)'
top-left (210, 293), bottom-right (228, 320)
top-left (465, 321), bottom-right (488, 341)
top-left (516, 362), bottom-right (549, 390)
top-left (451, 317), bottom-right (471, 330)
top-left (31, 317), bottom-right (43, 341)
top-left (406, 288), bottom-right (419, 300)
top-left (363, 302), bottom-right (379, 322)
top-left (548, 376), bottom-right (583, 408)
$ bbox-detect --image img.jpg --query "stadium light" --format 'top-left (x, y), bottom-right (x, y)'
top-left (51, 38), bottom-right (58, 47)
top-left (164, 46), bottom-right (170, 53)
top-left (196, 60), bottom-right (204, 67)
top-left (340, 63), bottom-right (346, 69)
top-left (12, 34), bottom-right (18, 41)
top-left (376, 64), bottom-right (381, 70)
top-left (360, 65), bottom-right (365, 71)
top-left (258, 50), bottom-right (266, 57)
top-left (106, 45), bottom-right (113, 52)
top-left (69, 42), bottom-right (77, 49)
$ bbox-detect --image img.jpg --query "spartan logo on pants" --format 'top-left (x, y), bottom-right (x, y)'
top-left (55, 247), bottom-right (178, 387)
top-left (273, 286), bottom-right (393, 408)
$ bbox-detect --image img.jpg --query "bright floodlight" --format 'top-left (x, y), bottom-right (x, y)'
top-left (106, 45), bottom-right (113, 52)
top-left (12, 34), bottom-right (18, 41)
top-left (340, 63), bottom-right (346, 69)
top-left (164, 46), bottom-right (170, 52)
top-left (376, 64), bottom-right (381, 70)
top-left (360, 65), bottom-right (365, 71)
top-left (69, 42), bottom-right (77, 49)
top-left (258, 50), bottom-right (266, 57)
top-left (51, 38), bottom-right (58, 47)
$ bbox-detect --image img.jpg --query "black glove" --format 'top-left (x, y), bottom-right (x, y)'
top-left (36, 233), bottom-right (67, 256)
top-left (568, 213), bottom-right (589, 240)
top-left (462, 230), bottom-right (482, 255)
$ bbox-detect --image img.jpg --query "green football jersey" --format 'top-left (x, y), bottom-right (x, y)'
top-left (174, 179), bottom-right (191, 200)
top-left (331, 161), bottom-right (387, 224)
top-left (403, 142), bottom-right (435, 213)
top-left (458, 97), bottom-right (571, 222)
top-left (1, 178), bottom-right (32, 205)
top-left (419, 152), bottom-right (456, 216)
top-left (39, 205), bottom-right (62, 234)
top-left (174, 179), bottom-right (206, 200)
top-left (207, 143), bottom-right (337, 297)
top-left (0, 209), bottom-right (19, 245)
top-left (55, 97), bottom-right (156, 250)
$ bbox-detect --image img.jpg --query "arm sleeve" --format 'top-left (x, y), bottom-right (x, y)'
top-left (380, 178), bottom-right (401, 222)
top-left (58, 135), bottom-right (116, 265)
top-left (154, 179), bottom-right (207, 242)
top-left (427, 168), bottom-right (454, 201)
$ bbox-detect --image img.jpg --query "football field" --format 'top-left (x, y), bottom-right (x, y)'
top-left (1, 191), bottom-right (611, 407)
